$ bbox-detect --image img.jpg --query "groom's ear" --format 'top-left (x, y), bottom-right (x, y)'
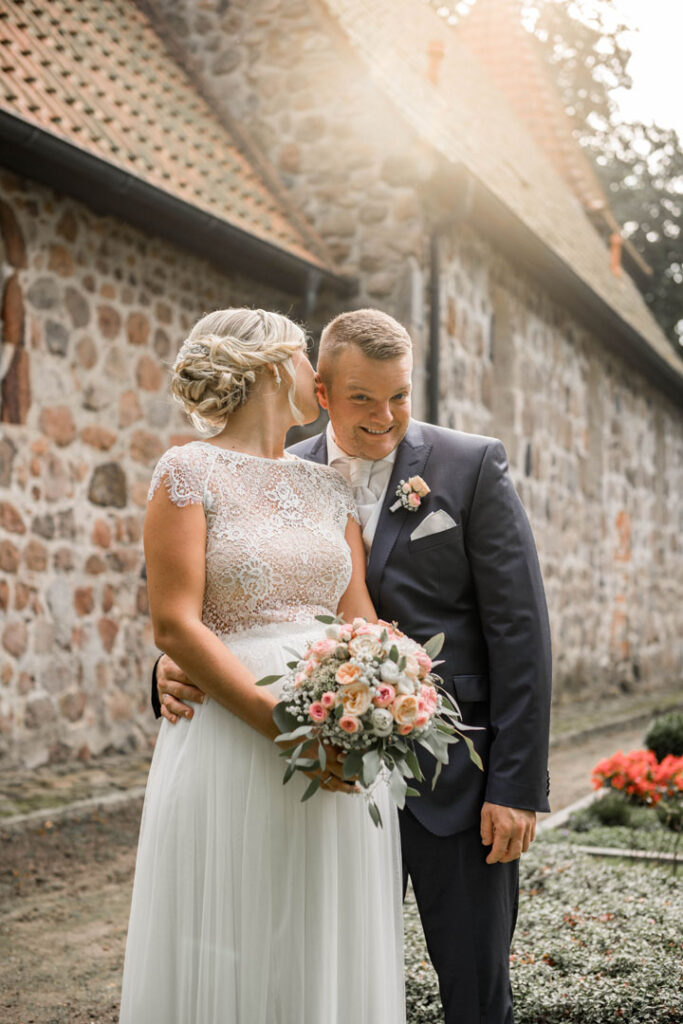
top-left (315, 373), bottom-right (330, 410)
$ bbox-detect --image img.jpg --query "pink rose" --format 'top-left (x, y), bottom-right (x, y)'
top-left (402, 482), bottom-right (411, 494)
top-left (408, 492), bottom-right (421, 508)
top-left (294, 672), bottom-right (306, 688)
top-left (341, 681), bottom-right (372, 716)
top-left (414, 712), bottom-right (429, 729)
top-left (308, 701), bottom-right (328, 722)
top-left (373, 683), bottom-right (396, 708)
top-left (419, 684), bottom-right (438, 711)
top-left (338, 624), bottom-right (353, 642)
top-left (339, 714), bottom-right (361, 734)
top-left (399, 723), bottom-right (414, 735)
top-left (392, 694), bottom-right (419, 727)
top-left (336, 663), bottom-right (362, 686)
top-left (321, 691), bottom-right (337, 709)
top-left (416, 650), bottom-right (432, 675)
top-left (311, 638), bottom-right (338, 661)
top-left (304, 660), bottom-right (316, 677)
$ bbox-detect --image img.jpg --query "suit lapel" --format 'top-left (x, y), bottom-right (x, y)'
top-left (294, 431), bottom-right (327, 465)
top-left (366, 421), bottom-right (431, 606)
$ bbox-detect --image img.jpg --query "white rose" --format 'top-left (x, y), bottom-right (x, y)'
top-left (380, 661), bottom-right (399, 683)
top-left (396, 675), bottom-right (416, 695)
top-left (370, 708), bottom-right (394, 737)
top-left (325, 624), bottom-right (341, 640)
top-left (348, 635), bottom-right (383, 660)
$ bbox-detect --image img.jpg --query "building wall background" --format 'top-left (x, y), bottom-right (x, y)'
top-left (0, 171), bottom-right (304, 766)
top-left (0, 0), bottom-right (681, 767)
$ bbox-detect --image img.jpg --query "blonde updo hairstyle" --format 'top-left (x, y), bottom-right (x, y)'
top-left (171, 308), bottom-right (308, 433)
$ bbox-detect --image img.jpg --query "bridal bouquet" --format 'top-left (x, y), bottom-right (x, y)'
top-left (257, 616), bottom-right (482, 826)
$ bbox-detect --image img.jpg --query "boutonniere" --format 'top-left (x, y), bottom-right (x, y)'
top-left (390, 475), bottom-right (431, 512)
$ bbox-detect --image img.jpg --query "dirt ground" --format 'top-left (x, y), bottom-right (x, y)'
top-left (0, 723), bottom-right (649, 1024)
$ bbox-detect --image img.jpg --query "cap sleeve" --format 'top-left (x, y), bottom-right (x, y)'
top-left (325, 467), bottom-right (360, 527)
top-left (147, 444), bottom-right (215, 508)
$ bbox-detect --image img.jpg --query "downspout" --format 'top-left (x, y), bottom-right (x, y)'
top-left (427, 171), bottom-right (476, 425)
top-left (427, 229), bottom-right (441, 424)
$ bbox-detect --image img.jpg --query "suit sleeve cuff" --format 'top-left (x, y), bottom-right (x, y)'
top-left (484, 772), bottom-right (551, 814)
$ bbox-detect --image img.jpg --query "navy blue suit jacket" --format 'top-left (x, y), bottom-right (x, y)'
top-left (289, 420), bottom-right (552, 836)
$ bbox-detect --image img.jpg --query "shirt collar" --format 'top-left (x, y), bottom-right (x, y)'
top-left (325, 421), bottom-right (397, 468)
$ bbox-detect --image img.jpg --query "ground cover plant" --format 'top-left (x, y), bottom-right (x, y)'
top-left (404, 843), bottom-right (683, 1023)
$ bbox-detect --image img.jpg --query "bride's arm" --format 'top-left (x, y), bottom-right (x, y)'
top-left (337, 515), bottom-right (377, 623)
top-left (145, 483), bottom-right (279, 741)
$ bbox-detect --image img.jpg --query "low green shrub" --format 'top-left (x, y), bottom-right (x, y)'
top-left (645, 711), bottom-right (683, 761)
top-left (403, 843), bottom-right (683, 1023)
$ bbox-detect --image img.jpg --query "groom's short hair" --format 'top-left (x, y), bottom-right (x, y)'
top-left (317, 309), bottom-right (412, 386)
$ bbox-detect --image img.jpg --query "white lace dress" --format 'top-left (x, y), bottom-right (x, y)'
top-left (119, 442), bottom-right (405, 1024)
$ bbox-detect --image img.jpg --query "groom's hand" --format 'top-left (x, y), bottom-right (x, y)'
top-left (157, 653), bottom-right (205, 723)
top-left (480, 802), bottom-right (536, 864)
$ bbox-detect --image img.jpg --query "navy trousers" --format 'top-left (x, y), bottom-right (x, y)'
top-left (400, 808), bottom-right (518, 1024)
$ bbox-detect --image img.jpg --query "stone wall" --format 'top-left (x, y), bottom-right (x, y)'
top-left (0, 170), bottom-right (303, 766)
top-left (434, 226), bottom-right (683, 699)
top-left (147, 0), bottom-right (683, 700)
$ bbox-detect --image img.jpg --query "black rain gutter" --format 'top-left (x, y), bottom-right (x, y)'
top-left (0, 111), bottom-right (356, 301)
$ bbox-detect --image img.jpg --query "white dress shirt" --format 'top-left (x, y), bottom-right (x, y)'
top-left (326, 423), bottom-right (396, 554)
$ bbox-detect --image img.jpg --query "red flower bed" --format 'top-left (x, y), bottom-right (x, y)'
top-left (592, 749), bottom-right (683, 805)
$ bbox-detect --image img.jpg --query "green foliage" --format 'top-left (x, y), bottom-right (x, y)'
top-left (587, 789), bottom-right (633, 827)
top-left (645, 711), bottom-right (683, 761)
top-left (528, 0), bottom-right (683, 354)
top-left (404, 843), bottom-right (683, 1023)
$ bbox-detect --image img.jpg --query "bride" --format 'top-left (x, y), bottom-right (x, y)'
top-left (119, 308), bottom-right (405, 1023)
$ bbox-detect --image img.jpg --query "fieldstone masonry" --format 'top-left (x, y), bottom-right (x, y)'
top-left (0, 171), bottom-right (303, 766)
top-left (0, 0), bottom-right (682, 766)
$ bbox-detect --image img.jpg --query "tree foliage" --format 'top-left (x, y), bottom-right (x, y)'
top-left (430, 0), bottom-right (683, 353)
top-left (527, 0), bottom-right (683, 353)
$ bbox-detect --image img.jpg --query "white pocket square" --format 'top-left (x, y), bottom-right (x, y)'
top-left (410, 509), bottom-right (458, 541)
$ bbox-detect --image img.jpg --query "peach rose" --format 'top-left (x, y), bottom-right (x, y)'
top-left (341, 681), bottom-right (372, 716)
top-left (391, 694), bottom-right (419, 727)
top-left (414, 712), bottom-right (429, 729)
top-left (373, 683), bottom-right (396, 708)
top-left (321, 691), bottom-right (337, 709)
top-left (336, 663), bottom-right (362, 686)
top-left (408, 475), bottom-right (431, 497)
top-left (304, 659), bottom-right (316, 677)
top-left (311, 638), bottom-right (338, 661)
top-left (308, 701), bottom-right (328, 722)
top-left (339, 714), bottom-right (361, 734)
top-left (402, 653), bottom-right (420, 680)
top-left (399, 723), bottom-right (414, 735)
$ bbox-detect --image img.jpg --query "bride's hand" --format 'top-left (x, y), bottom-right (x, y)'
top-left (157, 653), bottom-right (206, 723)
top-left (303, 742), bottom-right (359, 795)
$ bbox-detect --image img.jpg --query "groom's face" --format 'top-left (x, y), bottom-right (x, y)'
top-left (317, 347), bottom-right (412, 461)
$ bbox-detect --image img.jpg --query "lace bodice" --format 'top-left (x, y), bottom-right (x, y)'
top-left (148, 441), bottom-right (359, 635)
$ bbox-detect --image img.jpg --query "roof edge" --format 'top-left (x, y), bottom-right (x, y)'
top-left (459, 171), bottom-right (683, 400)
top-left (0, 111), bottom-right (356, 299)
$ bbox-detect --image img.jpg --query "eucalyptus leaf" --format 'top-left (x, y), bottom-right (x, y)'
top-left (272, 704), bottom-right (299, 734)
top-left (389, 767), bottom-right (408, 809)
top-left (255, 674), bottom-right (283, 687)
top-left (398, 655), bottom-right (407, 671)
top-left (342, 750), bottom-right (363, 781)
top-left (431, 757), bottom-right (443, 791)
top-left (274, 724), bottom-right (314, 744)
top-left (283, 760), bottom-right (298, 785)
top-left (318, 742), bottom-right (327, 773)
top-left (463, 734), bottom-right (484, 771)
top-left (405, 748), bottom-right (423, 782)
top-left (368, 799), bottom-right (383, 828)
top-left (301, 776), bottom-right (322, 802)
top-left (389, 645), bottom-right (399, 663)
top-left (362, 748), bottom-right (382, 787)
top-left (405, 786), bottom-right (420, 798)
top-left (424, 632), bottom-right (445, 659)
top-left (314, 614), bottom-right (338, 624)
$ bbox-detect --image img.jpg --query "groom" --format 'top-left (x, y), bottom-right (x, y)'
top-left (153, 308), bottom-right (552, 1024)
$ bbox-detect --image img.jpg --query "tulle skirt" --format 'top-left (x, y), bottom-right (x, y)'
top-left (119, 620), bottom-right (405, 1024)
